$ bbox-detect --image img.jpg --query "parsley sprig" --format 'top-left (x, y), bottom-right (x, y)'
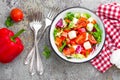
top-left (42, 46), bottom-right (51, 59)
top-left (5, 16), bottom-right (14, 27)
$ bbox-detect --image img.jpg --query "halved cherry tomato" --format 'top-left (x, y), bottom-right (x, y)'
top-left (63, 47), bottom-right (75, 56)
top-left (81, 49), bottom-right (86, 57)
top-left (60, 36), bottom-right (66, 41)
top-left (10, 8), bottom-right (24, 22)
top-left (88, 34), bottom-right (97, 44)
top-left (70, 39), bottom-right (76, 45)
top-left (75, 32), bottom-right (86, 44)
top-left (81, 48), bottom-right (92, 57)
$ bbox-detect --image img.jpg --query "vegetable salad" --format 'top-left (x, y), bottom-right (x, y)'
top-left (53, 12), bottom-right (102, 59)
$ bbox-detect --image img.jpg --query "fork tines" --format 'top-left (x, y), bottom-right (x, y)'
top-left (28, 9), bottom-right (43, 22)
top-left (47, 7), bottom-right (60, 20)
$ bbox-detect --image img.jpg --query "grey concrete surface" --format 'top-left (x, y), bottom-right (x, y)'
top-left (0, 0), bottom-right (120, 80)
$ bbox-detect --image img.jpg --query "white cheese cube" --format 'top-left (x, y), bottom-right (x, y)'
top-left (72, 18), bottom-right (78, 24)
top-left (87, 23), bottom-right (94, 31)
top-left (83, 41), bottom-right (91, 50)
top-left (68, 30), bottom-right (76, 39)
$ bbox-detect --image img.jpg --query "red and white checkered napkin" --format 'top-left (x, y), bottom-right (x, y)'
top-left (91, 2), bottom-right (120, 73)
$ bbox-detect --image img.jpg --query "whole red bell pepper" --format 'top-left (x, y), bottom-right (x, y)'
top-left (0, 28), bottom-right (25, 63)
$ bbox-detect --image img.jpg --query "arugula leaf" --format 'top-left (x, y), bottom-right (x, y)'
top-left (92, 24), bottom-right (102, 43)
top-left (94, 24), bottom-right (102, 32)
top-left (42, 46), bottom-right (51, 59)
top-left (59, 41), bottom-right (66, 52)
top-left (53, 28), bottom-right (59, 38)
top-left (5, 16), bottom-right (14, 27)
top-left (83, 13), bottom-right (91, 18)
top-left (65, 12), bottom-right (74, 21)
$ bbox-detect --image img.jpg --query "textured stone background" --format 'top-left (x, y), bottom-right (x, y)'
top-left (0, 0), bottom-right (120, 80)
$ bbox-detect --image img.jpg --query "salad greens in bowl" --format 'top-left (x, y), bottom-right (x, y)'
top-left (49, 7), bottom-right (105, 63)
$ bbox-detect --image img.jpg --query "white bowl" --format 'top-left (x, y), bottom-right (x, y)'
top-left (49, 7), bottom-right (105, 63)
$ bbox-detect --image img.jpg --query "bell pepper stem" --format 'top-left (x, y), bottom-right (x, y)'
top-left (11, 29), bottom-right (25, 42)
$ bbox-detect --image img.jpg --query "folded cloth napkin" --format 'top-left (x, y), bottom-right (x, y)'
top-left (91, 2), bottom-right (120, 73)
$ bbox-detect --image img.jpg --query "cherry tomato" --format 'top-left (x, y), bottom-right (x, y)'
top-left (81, 48), bottom-right (92, 57)
top-left (60, 36), bottom-right (66, 41)
top-left (10, 8), bottom-right (24, 22)
top-left (70, 39), bottom-right (76, 45)
top-left (88, 34), bottom-right (97, 44)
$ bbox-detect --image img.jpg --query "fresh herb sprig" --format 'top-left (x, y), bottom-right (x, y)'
top-left (5, 16), bottom-right (14, 27)
top-left (42, 46), bottom-right (51, 59)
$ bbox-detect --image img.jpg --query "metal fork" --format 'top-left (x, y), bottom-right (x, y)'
top-left (36, 8), bottom-right (60, 75)
top-left (24, 11), bottom-right (43, 75)
top-left (25, 7), bottom-right (60, 76)
top-left (38, 7), bottom-right (60, 41)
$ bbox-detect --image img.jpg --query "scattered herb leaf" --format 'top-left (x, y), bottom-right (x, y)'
top-left (5, 16), bottom-right (14, 27)
top-left (42, 46), bottom-right (51, 59)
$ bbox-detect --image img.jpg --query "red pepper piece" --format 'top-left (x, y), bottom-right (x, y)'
top-left (0, 28), bottom-right (25, 63)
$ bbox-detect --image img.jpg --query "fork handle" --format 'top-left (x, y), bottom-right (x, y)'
top-left (24, 47), bottom-right (34, 65)
top-left (29, 49), bottom-right (36, 76)
top-left (36, 45), bottom-right (43, 75)
top-left (34, 31), bottom-right (43, 75)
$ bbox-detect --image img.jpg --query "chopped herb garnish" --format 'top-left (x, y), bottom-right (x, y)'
top-left (42, 46), bottom-right (51, 59)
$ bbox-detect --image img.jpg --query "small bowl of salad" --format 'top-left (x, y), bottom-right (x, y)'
top-left (49, 7), bottom-right (105, 63)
